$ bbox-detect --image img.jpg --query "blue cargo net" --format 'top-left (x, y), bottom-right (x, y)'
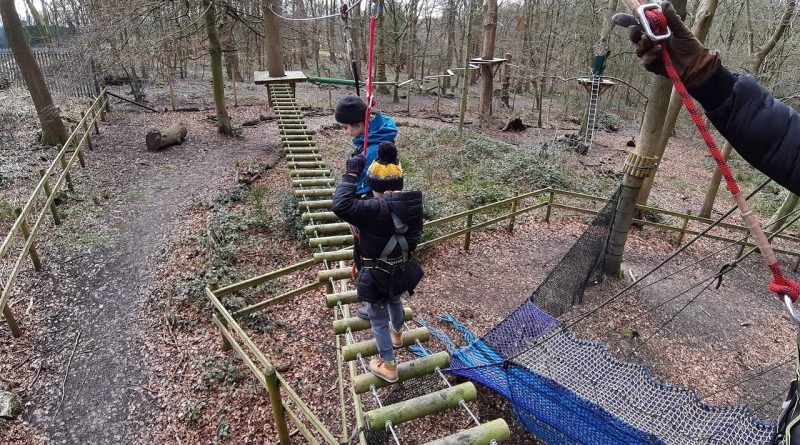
top-left (428, 187), bottom-right (776, 445)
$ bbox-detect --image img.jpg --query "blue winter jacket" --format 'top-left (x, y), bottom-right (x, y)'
top-left (691, 67), bottom-right (800, 194)
top-left (351, 112), bottom-right (398, 195)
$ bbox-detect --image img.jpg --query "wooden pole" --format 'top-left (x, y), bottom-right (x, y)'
top-left (73, 138), bottom-right (86, 168)
top-left (209, 282), bottom-right (231, 351)
top-left (81, 112), bottom-right (93, 151)
top-left (2, 301), bottom-right (22, 338)
top-left (507, 191), bottom-right (519, 233)
top-left (59, 152), bottom-right (74, 191)
top-left (167, 66), bottom-right (176, 111)
top-left (676, 211), bottom-right (690, 246)
top-left (364, 382), bottom-right (477, 431)
top-left (91, 105), bottom-right (100, 135)
top-left (424, 419), bottom-right (511, 445)
top-left (342, 327), bottom-right (430, 361)
top-left (406, 82), bottom-right (411, 113)
top-left (353, 351), bottom-right (450, 394)
top-left (464, 213), bottom-right (473, 250)
top-left (544, 189), bottom-right (555, 222)
top-left (231, 72), bottom-right (238, 107)
top-left (458, 1), bottom-right (474, 133)
top-left (39, 170), bottom-right (61, 225)
top-left (14, 208), bottom-right (41, 271)
top-left (264, 367), bottom-right (292, 445)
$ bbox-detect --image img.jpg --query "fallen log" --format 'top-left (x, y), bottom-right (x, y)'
top-left (146, 122), bottom-right (187, 150)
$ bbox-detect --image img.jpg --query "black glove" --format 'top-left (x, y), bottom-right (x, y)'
top-left (346, 154), bottom-right (366, 176)
top-left (612, 2), bottom-right (719, 89)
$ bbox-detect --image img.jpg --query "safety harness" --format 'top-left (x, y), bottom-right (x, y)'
top-left (355, 210), bottom-right (409, 274)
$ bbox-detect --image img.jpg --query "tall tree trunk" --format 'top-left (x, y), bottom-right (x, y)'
top-left (23, 0), bottom-right (50, 45)
top-left (204, 0), bottom-right (232, 135)
top-left (442, 0), bottom-right (457, 92)
top-left (700, 0), bottom-right (796, 218)
top-left (405, 0), bottom-right (418, 79)
top-left (478, 0), bottom-right (497, 120)
top-left (293, 0), bottom-right (308, 69)
top-left (605, 0), bottom-right (687, 275)
top-left (0, 0), bottom-right (67, 146)
top-left (458, 0), bottom-right (474, 133)
top-left (376, 0), bottom-right (388, 94)
top-left (637, 0), bottom-right (717, 208)
top-left (264, 0), bottom-right (286, 77)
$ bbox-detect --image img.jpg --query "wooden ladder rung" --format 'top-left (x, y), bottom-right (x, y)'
top-left (342, 327), bottom-right (430, 362)
top-left (352, 351), bottom-right (450, 394)
top-left (363, 382), bottom-right (477, 431)
top-left (421, 419), bottom-right (511, 445)
top-left (334, 308), bottom-right (413, 335)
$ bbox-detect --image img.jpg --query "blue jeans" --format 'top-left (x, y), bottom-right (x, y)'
top-left (367, 294), bottom-right (405, 362)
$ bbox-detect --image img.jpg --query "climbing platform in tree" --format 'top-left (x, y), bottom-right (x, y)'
top-left (268, 82), bottom-right (510, 444)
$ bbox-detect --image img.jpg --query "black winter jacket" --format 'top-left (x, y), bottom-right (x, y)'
top-left (691, 67), bottom-right (800, 195)
top-left (331, 174), bottom-right (424, 303)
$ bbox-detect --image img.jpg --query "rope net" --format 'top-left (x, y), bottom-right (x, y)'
top-left (446, 187), bottom-right (776, 445)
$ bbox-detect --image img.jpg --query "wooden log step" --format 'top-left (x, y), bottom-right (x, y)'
top-left (278, 125), bottom-right (309, 130)
top-left (304, 221), bottom-right (348, 234)
top-left (309, 234), bottom-right (353, 247)
top-left (334, 308), bottom-right (413, 335)
top-left (286, 154), bottom-right (322, 161)
top-left (318, 267), bottom-right (353, 283)
top-left (325, 290), bottom-right (359, 307)
top-left (281, 135), bottom-right (315, 141)
top-left (301, 211), bottom-right (339, 223)
top-left (314, 249), bottom-right (354, 264)
top-left (293, 178), bottom-right (335, 187)
top-left (279, 129), bottom-right (312, 135)
top-left (289, 169), bottom-right (331, 177)
top-left (421, 419), bottom-right (511, 445)
top-left (288, 161), bottom-right (327, 168)
top-left (284, 140), bottom-right (316, 146)
top-left (295, 188), bottom-right (336, 198)
top-left (352, 351), bottom-right (450, 394)
top-left (364, 382), bottom-right (476, 431)
top-left (297, 199), bottom-right (333, 210)
top-left (342, 327), bottom-right (430, 362)
top-left (284, 147), bottom-right (318, 154)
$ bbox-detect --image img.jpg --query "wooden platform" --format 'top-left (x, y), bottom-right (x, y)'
top-left (255, 71), bottom-right (308, 105)
top-left (577, 77), bottom-right (617, 95)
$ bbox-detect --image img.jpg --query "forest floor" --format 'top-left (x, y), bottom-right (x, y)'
top-left (0, 78), bottom-right (796, 444)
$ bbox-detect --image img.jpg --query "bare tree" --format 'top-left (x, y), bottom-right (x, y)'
top-left (204, 0), bottom-right (233, 135)
top-left (478, 0), bottom-right (498, 119)
top-left (0, 0), bottom-right (68, 146)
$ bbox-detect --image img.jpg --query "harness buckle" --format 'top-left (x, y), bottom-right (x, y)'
top-left (637, 3), bottom-right (672, 42)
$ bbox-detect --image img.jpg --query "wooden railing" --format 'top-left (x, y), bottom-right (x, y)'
top-left (204, 184), bottom-right (800, 443)
top-left (1, 89), bottom-right (109, 337)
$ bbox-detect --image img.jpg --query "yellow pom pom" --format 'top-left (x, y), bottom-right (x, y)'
top-left (368, 162), bottom-right (403, 179)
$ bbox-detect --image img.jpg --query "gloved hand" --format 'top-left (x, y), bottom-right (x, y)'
top-left (612, 2), bottom-right (720, 89)
top-left (346, 154), bottom-right (366, 176)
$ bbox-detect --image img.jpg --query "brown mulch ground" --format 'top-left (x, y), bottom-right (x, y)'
top-left (2, 78), bottom-right (797, 445)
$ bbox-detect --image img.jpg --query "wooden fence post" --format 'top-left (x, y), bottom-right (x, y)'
top-left (91, 103), bottom-right (100, 135)
top-left (507, 191), bottom-right (519, 233)
top-left (81, 112), bottom-right (94, 151)
top-left (264, 366), bottom-right (292, 445)
top-left (73, 137), bottom-right (86, 168)
top-left (2, 301), bottom-right (22, 338)
top-left (544, 190), bottom-right (555, 222)
top-left (14, 208), bottom-right (42, 271)
top-left (209, 282), bottom-right (231, 351)
top-left (407, 83), bottom-right (412, 114)
top-left (39, 170), bottom-right (61, 225)
top-left (100, 93), bottom-right (108, 121)
top-left (737, 235), bottom-right (748, 259)
top-left (676, 211), bottom-right (690, 246)
top-left (59, 153), bottom-right (75, 191)
top-left (464, 214), bottom-right (473, 251)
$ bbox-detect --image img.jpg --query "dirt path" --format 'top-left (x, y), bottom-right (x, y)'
top-left (5, 107), bottom-right (278, 444)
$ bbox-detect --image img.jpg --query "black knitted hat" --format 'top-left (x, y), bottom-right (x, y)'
top-left (366, 142), bottom-right (404, 193)
top-left (335, 94), bottom-right (368, 124)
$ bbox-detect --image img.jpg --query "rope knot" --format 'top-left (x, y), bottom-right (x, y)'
top-left (769, 263), bottom-right (800, 302)
top-left (643, 8), bottom-right (668, 36)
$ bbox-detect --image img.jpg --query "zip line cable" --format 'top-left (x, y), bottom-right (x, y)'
top-left (268, 0), bottom-right (366, 22)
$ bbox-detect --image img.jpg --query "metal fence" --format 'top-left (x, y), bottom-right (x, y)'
top-left (0, 49), bottom-right (96, 97)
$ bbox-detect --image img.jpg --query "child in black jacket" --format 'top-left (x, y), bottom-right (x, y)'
top-left (331, 142), bottom-right (424, 382)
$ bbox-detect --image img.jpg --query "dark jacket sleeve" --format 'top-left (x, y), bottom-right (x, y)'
top-left (690, 67), bottom-right (800, 194)
top-left (331, 174), bottom-right (381, 226)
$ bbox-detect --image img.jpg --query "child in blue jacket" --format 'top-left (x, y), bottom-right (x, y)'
top-left (334, 95), bottom-right (399, 198)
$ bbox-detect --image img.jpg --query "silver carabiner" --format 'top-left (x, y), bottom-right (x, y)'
top-left (784, 294), bottom-right (800, 327)
top-left (637, 3), bottom-right (672, 41)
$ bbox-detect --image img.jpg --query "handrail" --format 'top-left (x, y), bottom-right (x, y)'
top-left (1, 90), bottom-right (108, 337)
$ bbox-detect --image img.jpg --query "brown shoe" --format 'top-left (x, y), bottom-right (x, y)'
top-left (391, 329), bottom-right (403, 348)
top-left (369, 358), bottom-right (399, 383)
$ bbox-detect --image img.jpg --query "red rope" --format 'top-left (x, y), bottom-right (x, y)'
top-left (642, 7), bottom-right (800, 301)
top-left (362, 8), bottom-right (378, 156)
